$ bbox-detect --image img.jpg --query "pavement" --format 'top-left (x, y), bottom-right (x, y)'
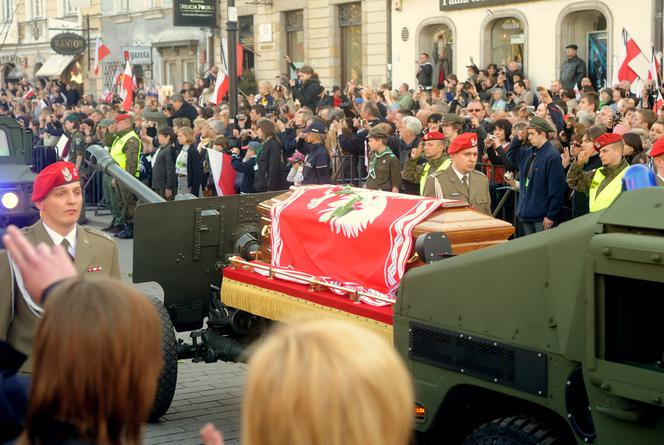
top-left (86, 210), bottom-right (246, 445)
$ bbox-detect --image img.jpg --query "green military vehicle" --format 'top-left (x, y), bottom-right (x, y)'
top-left (88, 146), bottom-right (664, 443)
top-left (0, 117), bottom-right (39, 238)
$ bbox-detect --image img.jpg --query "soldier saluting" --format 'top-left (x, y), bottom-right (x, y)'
top-left (0, 161), bottom-right (121, 372)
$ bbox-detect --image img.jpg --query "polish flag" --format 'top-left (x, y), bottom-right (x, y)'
top-left (236, 43), bottom-right (244, 78)
top-left (93, 37), bottom-right (111, 76)
top-left (649, 46), bottom-right (664, 112)
top-left (100, 89), bottom-right (113, 104)
top-left (207, 148), bottom-right (237, 196)
top-left (120, 60), bottom-right (133, 112)
top-left (221, 39), bottom-right (245, 78)
top-left (22, 88), bottom-right (35, 100)
top-left (211, 71), bottom-right (229, 105)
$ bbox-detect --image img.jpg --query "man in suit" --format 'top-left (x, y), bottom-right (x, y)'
top-left (424, 133), bottom-right (491, 215)
top-left (0, 161), bottom-right (121, 372)
top-left (651, 138), bottom-right (664, 186)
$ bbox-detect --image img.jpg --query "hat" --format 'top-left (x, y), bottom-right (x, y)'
top-left (64, 114), bottom-right (80, 123)
top-left (288, 151), bottom-right (305, 163)
top-left (368, 126), bottom-right (389, 140)
top-left (146, 91), bottom-right (159, 98)
top-left (649, 137), bottom-right (664, 158)
top-left (246, 141), bottom-right (260, 151)
top-left (31, 161), bottom-right (80, 202)
top-left (593, 133), bottom-right (623, 151)
top-left (441, 114), bottom-right (465, 125)
top-left (428, 113), bottom-right (443, 124)
top-left (98, 118), bottom-right (115, 128)
top-left (114, 113), bottom-right (132, 123)
top-left (566, 44), bottom-right (579, 50)
top-left (423, 131), bottom-right (445, 142)
top-left (527, 116), bottom-right (555, 134)
top-left (448, 133), bottom-right (478, 155)
top-left (302, 121), bottom-right (326, 134)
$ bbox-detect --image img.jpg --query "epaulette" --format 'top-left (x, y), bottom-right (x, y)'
top-left (82, 226), bottom-right (116, 244)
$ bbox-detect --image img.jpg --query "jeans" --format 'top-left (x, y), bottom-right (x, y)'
top-left (521, 220), bottom-right (544, 236)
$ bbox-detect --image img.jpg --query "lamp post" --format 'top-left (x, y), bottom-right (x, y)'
top-left (227, 0), bottom-right (239, 122)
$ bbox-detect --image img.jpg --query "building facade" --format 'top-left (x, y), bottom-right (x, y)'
top-left (392, 0), bottom-right (663, 91)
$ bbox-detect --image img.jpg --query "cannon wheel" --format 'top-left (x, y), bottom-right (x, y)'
top-left (149, 297), bottom-right (178, 422)
top-left (463, 416), bottom-right (563, 445)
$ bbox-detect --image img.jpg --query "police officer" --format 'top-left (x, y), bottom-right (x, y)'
top-left (403, 130), bottom-right (451, 196)
top-left (0, 161), bottom-right (121, 372)
top-left (365, 126), bottom-right (402, 192)
top-left (567, 133), bottom-right (629, 212)
top-left (424, 133), bottom-right (491, 215)
top-left (110, 114), bottom-right (141, 239)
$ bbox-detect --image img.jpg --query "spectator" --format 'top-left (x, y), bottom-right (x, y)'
top-left (152, 127), bottom-right (178, 200)
top-left (562, 125), bottom-right (605, 217)
top-left (171, 94), bottom-right (198, 125)
top-left (395, 115), bottom-right (423, 194)
top-left (230, 143), bottom-right (258, 193)
top-left (416, 53), bottom-right (433, 90)
top-left (365, 126), bottom-right (401, 192)
top-left (622, 131), bottom-right (646, 165)
top-left (513, 81), bottom-right (534, 107)
top-left (300, 121), bottom-right (332, 185)
top-left (397, 83), bottom-right (413, 110)
top-left (254, 118), bottom-right (286, 192)
top-left (286, 151), bottom-right (305, 186)
top-left (290, 65), bottom-right (323, 113)
top-left (175, 126), bottom-right (204, 196)
top-left (560, 44), bottom-right (587, 91)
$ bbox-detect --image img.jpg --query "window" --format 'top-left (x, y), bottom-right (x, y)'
top-left (118, 0), bottom-right (130, 12)
top-left (63, 0), bottom-right (77, 16)
top-left (1, 0), bottom-right (14, 23)
top-left (31, 0), bottom-right (44, 18)
top-left (489, 17), bottom-right (524, 67)
top-left (285, 10), bottom-right (304, 78)
top-left (339, 2), bottom-right (362, 85)
top-left (183, 60), bottom-right (196, 84)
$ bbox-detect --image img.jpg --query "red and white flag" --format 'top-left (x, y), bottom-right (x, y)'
top-left (120, 60), bottom-right (133, 112)
top-left (270, 186), bottom-right (446, 300)
top-left (207, 148), bottom-right (237, 196)
top-left (22, 88), bottom-right (35, 100)
top-left (211, 71), bottom-right (229, 105)
top-left (617, 29), bottom-right (642, 85)
top-left (99, 88), bottom-right (113, 104)
top-left (93, 37), bottom-right (111, 76)
top-left (649, 45), bottom-right (664, 112)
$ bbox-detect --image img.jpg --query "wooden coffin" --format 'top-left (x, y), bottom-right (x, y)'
top-left (255, 187), bottom-right (514, 265)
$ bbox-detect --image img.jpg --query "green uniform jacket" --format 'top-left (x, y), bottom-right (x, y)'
top-left (143, 107), bottom-right (168, 130)
top-left (66, 130), bottom-right (86, 164)
top-left (402, 155), bottom-right (450, 188)
top-left (111, 128), bottom-right (141, 175)
top-left (365, 149), bottom-right (402, 192)
top-left (0, 221), bottom-right (121, 372)
top-left (566, 159), bottom-right (629, 195)
top-left (424, 166), bottom-right (492, 215)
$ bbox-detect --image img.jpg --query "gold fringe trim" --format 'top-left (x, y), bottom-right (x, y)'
top-left (221, 278), bottom-right (393, 343)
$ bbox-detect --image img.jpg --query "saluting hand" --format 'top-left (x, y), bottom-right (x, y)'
top-left (411, 142), bottom-right (423, 160)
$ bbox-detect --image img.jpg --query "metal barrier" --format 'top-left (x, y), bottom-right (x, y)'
top-left (81, 168), bottom-right (111, 216)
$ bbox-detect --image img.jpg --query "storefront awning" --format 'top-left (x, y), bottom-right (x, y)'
top-left (35, 54), bottom-right (76, 78)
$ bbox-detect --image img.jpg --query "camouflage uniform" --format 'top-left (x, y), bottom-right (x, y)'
top-left (66, 129), bottom-right (88, 223)
top-left (103, 131), bottom-right (123, 228)
top-left (114, 128), bottom-right (141, 224)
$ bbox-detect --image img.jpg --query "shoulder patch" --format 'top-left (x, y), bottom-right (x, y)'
top-left (472, 170), bottom-right (486, 177)
top-left (83, 226), bottom-right (117, 244)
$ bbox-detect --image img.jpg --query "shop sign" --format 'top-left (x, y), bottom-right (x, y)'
top-left (439, 0), bottom-right (541, 11)
top-left (0, 56), bottom-right (27, 66)
top-left (50, 32), bottom-right (86, 56)
top-left (173, 0), bottom-right (217, 28)
top-left (123, 46), bottom-right (152, 65)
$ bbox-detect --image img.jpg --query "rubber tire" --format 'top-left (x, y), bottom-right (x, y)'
top-left (463, 416), bottom-right (563, 445)
top-left (148, 297), bottom-right (178, 422)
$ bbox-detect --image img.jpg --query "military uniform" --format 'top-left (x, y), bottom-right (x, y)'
top-left (365, 149), bottom-right (402, 192)
top-left (0, 222), bottom-right (120, 373)
top-left (425, 166), bottom-right (491, 214)
top-left (110, 121), bottom-right (141, 238)
top-left (65, 129), bottom-right (86, 165)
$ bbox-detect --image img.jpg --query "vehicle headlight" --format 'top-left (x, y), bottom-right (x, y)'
top-left (1, 192), bottom-right (19, 210)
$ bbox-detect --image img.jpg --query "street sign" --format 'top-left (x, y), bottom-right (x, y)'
top-left (122, 46), bottom-right (152, 65)
top-left (50, 32), bottom-right (86, 56)
top-left (173, 0), bottom-right (217, 27)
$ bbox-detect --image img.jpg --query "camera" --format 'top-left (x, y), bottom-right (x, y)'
top-left (610, 111), bottom-right (621, 125)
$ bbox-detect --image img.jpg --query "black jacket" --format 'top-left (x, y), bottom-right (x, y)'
top-left (152, 144), bottom-right (177, 192)
top-left (230, 154), bottom-right (256, 193)
top-left (254, 138), bottom-right (285, 192)
top-left (0, 341), bottom-right (28, 443)
top-left (173, 102), bottom-right (198, 126)
top-left (186, 144), bottom-right (205, 197)
top-left (292, 78), bottom-right (322, 112)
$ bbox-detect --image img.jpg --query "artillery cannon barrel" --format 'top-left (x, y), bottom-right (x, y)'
top-left (86, 145), bottom-right (165, 204)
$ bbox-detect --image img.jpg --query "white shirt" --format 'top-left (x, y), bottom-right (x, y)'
top-left (43, 222), bottom-right (77, 258)
top-left (451, 166), bottom-right (469, 186)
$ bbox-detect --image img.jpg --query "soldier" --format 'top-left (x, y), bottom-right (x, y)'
top-left (403, 130), bottom-right (451, 196)
top-left (63, 114), bottom-right (88, 224)
top-left (110, 114), bottom-right (141, 239)
top-left (0, 161), bottom-right (121, 372)
top-left (365, 126), bottom-right (402, 193)
top-left (424, 133), bottom-right (491, 215)
top-left (567, 133), bottom-right (629, 212)
top-left (650, 138), bottom-right (664, 186)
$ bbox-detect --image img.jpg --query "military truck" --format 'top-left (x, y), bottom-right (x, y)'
top-left (0, 117), bottom-right (38, 237)
top-left (88, 146), bottom-right (664, 443)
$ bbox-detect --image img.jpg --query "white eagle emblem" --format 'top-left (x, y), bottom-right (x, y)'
top-left (312, 188), bottom-right (387, 238)
top-left (62, 168), bottom-right (73, 182)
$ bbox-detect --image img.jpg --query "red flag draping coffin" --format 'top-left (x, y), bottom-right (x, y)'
top-left (270, 185), bottom-right (445, 299)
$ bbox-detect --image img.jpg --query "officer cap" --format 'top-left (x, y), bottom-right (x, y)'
top-left (593, 133), bottom-right (622, 152)
top-left (566, 44), bottom-right (579, 50)
top-left (650, 137), bottom-right (664, 158)
top-left (368, 126), bottom-right (389, 140)
top-left (115, 113), bottom-right (132, 123)
top-left (441, 114), bottom-right (465, 125)
top-left (422, 131), bottom-right (445, 142)
top-left (527, 116), bottom-right (555, 134)
top-left (64, 114), bottom-right (80, 123)
top-left (448, 133), bottom-right (478, 155)
top-left (32, 161), bottom-right (80, 202)
top-left (98, 118), bottom-right (115, 128)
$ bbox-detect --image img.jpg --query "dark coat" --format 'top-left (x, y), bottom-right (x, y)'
top-left (0, 341), bottom-right (28, 443)
top-left (152, 144), bottom-right (177, 194)
top-left (173, 101), bottom-right (198, 126)
top-left (186, 144), bottom-right (205, 197)
top-left (301, 143), bottom-right (331, 185)
top-left (230, 154), bottom-right (256, 193)
top-left (254, 138), bottom-right (285, 192)
top-left (560, 55), bottom-right (587, 91)
top-left (292, 78), bottom-right (323, 112)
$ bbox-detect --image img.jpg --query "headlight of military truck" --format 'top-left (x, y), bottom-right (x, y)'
top-left (1, 191), bottom-right (19, 209)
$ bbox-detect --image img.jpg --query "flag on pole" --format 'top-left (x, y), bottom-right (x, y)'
top-left (573, 82), bottom-right (581, 100)
top-left (22, 88), bottom-right (35, 100)
top-left (617, 29), bottom-right (641, 84)
top-left (236, 43), bottom-right (244, 78)
top-left (649, 45), bottom-right (664, 112)
top-left (93, 37), bottom-right (111, 75)
top-left (207, 148), bottom-right (237, 196)
top-left (211, 70), bottom-right (229, 105)
top-left (100, 89), bottom-right (113, 104)
top-left (221, 38), bottom-right (245, 78)
top-left (120, 60), bottom-right (133, 112)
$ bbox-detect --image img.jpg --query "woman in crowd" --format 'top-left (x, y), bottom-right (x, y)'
top-left (19, 278), bottom-right (162, 445)
top-left (290, 65), bottom-right (323, 113)
top-left (175, 126), bottom-right (204, 196)
top-left (152, 127), bottom-right (178, 200)
top-left (623, 131), bottom-right (648, 165)
top-left (254, 118), bottom-right (286, 192)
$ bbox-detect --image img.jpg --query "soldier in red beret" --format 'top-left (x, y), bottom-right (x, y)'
top-left (0, 161), bottom-right (120, 372)
top-left (423, 133), bottom-right (491, 214)
top-left (567, 132), bottom-right (629, 212)
top-left (649, 137), bottom-right (664, 186)
top-left (402, 130), bottom-right (452, 196)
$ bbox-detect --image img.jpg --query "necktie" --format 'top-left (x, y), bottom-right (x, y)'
top-left (61, 239), bottom-right (75, 262)
top-left (462, 174), bottom-right (469, 192)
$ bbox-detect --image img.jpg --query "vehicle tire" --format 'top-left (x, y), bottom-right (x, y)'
top-left (148, 297), bottom-right (178, 422)
top-left (463, 416), bottom-right (564, 445)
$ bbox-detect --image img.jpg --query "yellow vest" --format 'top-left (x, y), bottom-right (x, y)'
top-left (420, 158), bottom-right (452, 195)
top-left (589, 167), bottom-right (627, 212)
top-left (110, 130), bottom-right (141, 177)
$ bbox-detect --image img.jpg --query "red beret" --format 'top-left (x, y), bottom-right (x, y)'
top-left (593, 132), bottom-right (622, 151)
top-left (114, 113), bottom-right (132, 123)
top-left (650, 137), bottom-right (664, 158)
top-left (31, 161), bottom-right (80, 202)
top-left (423, 131), bottom-right (445, 142)
top-left (448, 133), bottom-right (478, 155)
